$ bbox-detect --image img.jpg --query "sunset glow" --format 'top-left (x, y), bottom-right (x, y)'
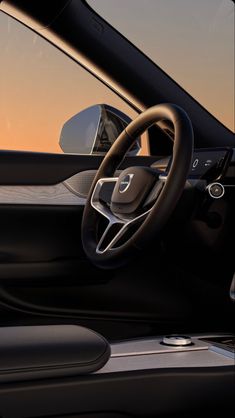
top-left (0, 12), bottom-right (137, 153)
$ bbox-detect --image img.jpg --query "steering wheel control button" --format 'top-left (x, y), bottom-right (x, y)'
top-left (207, 182), bottom-right (225, 199)
top-left (162, 335), bottom-right (192, 346)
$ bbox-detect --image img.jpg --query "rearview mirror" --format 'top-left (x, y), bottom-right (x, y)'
top-left (59, 104), bottom-right (140, 155)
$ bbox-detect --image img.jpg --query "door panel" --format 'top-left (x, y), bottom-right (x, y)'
top-left (0, 151), bottom-right (157, 281)
top-left (0, 150), bottom-right (233, 340)
top-left (0, 151), bottom-right (157, 185)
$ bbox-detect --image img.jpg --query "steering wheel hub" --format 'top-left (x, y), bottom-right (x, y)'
top-left (111, 167), bottom-right (158, 216)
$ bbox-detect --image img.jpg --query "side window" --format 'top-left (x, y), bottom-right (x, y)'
top-left (0, 12), bottom-right (146, 155)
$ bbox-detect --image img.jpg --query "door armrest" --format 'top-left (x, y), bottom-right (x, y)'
top-left (0, 325), bottom-right (110, 382)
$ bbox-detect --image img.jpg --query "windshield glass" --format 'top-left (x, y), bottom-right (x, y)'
top-left (88, 0), bottom-right (234, 132)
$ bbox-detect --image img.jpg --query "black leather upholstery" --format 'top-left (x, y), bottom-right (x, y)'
top-left (0, 325), bottom-right (110, 382)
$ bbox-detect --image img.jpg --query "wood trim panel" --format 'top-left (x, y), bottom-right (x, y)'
top-left (0, 183), bottom-right (85, 205)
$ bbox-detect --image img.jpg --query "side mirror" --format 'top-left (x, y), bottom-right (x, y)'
top-left (59, 104), bottom-right (140, 155)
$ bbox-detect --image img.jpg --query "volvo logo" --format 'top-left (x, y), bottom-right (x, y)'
top-left (119, 174), bottom-right (134, 193)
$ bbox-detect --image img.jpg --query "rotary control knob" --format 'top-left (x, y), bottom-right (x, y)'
top-left (207, 182), bottom-right (225, 199)
top-left (162, 335), bottom-right (192, 346)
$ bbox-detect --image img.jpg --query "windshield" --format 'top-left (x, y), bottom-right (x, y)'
top-left (88, 0), bottom-right (234, 132)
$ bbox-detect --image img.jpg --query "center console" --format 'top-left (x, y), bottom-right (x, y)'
top-left (0, 325), bottom-right (234, 418)
top-left (98, 333), bottom-right (235, 374)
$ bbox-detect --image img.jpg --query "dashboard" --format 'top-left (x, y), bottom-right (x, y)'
top-left (188, 148), bottom-right (235, 199)
top-left (189, 148), bottom-right (229, 178)
top-left (164, 147), bottom-right (233, 181)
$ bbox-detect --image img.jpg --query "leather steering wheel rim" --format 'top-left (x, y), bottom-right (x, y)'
top-left (82, 103), bottom-right (194, 269)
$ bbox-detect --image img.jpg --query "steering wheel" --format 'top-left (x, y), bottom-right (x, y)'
top-left (82, 103), bottom-right (194, 269)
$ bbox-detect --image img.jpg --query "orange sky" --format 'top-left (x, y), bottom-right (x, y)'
top-left (0, 12), bottom-right (138, 153)
top-left (0, 1), bottom-right (234, 155)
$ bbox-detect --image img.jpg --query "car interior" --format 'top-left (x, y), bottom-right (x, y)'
top-left (0, 1), bottom-right (234, 417)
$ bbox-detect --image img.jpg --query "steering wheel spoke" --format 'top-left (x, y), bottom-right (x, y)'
top-left (91, 177), bottom-right (119, 222)
top-left (96, 207), bottom-right (151, 254)
top-left (91, 177), bottom-right (152, 253)
top-left (96, 220), bottom-right (125, 254)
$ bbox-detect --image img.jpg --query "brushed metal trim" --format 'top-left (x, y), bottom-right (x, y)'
top-left (97, 348), bottom-right (234, 374)
top-left (110, 336), bottom-right (209, 358)
top-left (97, 335), bottom-right (234, 374)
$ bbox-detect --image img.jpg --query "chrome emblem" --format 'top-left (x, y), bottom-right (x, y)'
top-left (119, 174), bottom-right (134, 193)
